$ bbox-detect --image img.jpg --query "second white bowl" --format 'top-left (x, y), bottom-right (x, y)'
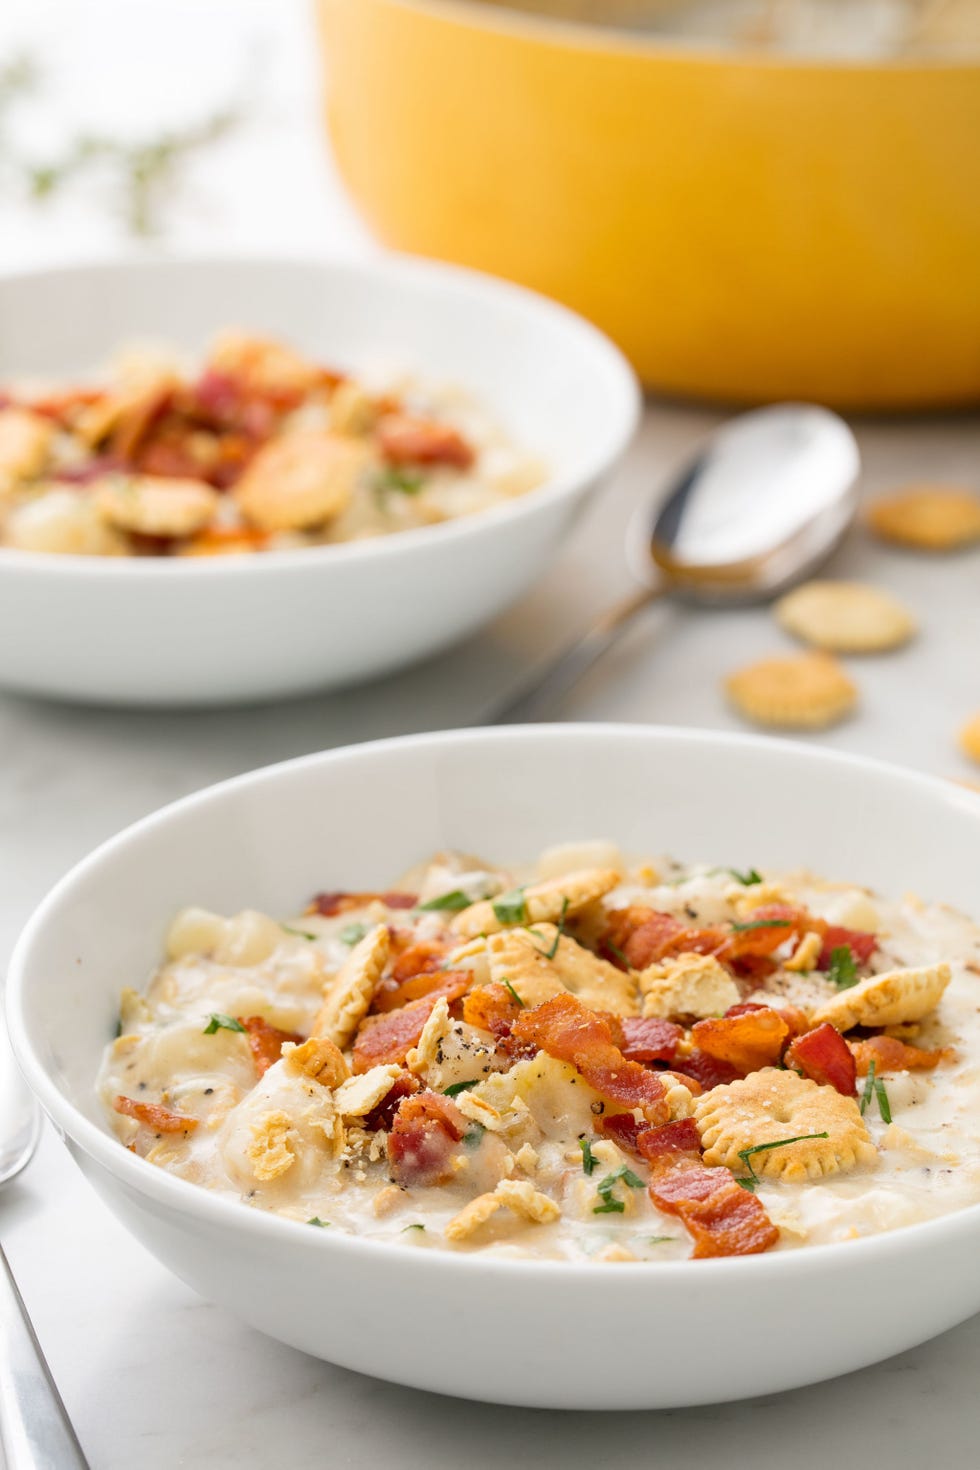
top-left (0, 256), bottom-right (639, 705)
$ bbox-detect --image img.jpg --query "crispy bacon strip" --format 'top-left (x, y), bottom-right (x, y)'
top-left (785, 1023), bottom-right (856, 1096)
top-left (371, 969), bottom-right (471, 1015)
top-left (849, 1034), bottom-right (952, 1075)
top-left (673, 1049), bottom-right (741, 1091)
top-left (620, 1016), bottom-right (682, 1064)
top-left (389, 940), bottom-right (450, 985)
top-left (603, 904), bottom-right (808, 975)
top-left (377, 413), bottom-right (475, 470)
top-left (352, 997), bottom-right (438, 1073)
top-left (387, 1090), bottom-right (467, 1186)
top-left (691, 1006), bottom-right (790, 1073)
top-left (511, 993), bottom-right (670, 1123)
top-left (239, 1016), bottom-right (303, 1078)
top-left (309, 890), bottom-right (417, 917)
top-left (113, 1096), bottom-right (198, 1133)
top-left (649, 1164), bottom-right (779, 1258)
top-left (461, 982), bottom-right (524, 1039)
top-left (600, 1113), bottom-right (702, 1160)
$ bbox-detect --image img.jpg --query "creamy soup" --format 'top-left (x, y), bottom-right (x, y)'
top-left (98, 844), bottom-right (980, 1262)
top-left (0, 331), bottom-right (543, 558)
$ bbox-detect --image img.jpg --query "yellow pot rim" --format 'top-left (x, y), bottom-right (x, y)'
top-left (386, 0), bottom-right (980, 71)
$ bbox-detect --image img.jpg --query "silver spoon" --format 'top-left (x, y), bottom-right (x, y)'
top-left (0, 1023), bottom-right (91, 1469)
top-left (492, 403), bottom-right (860, 723)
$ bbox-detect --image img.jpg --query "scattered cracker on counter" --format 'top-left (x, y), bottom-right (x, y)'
top-left (865, 485), bottom-right (980, 552)
top-left (724, 651), bottom-right (857, 730)
top-left (775, 580), bottom-right (915, 654)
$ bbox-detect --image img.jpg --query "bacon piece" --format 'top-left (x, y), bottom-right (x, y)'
top-left (461, 982), bottom-right (524, 1038)
top-left (113, 1096), bottom-right (198, 1133)
top-left (603, 908), bottom-right (693, 970)
top-left (511, 993), bottom-right (670, 1123)
top-left (372, 969), bottom-right (471, 1015)
top-left (363, 1069), bottom-right (421, 1131)
top-left (818, 924), bottom-right (877, 969)
top-left (649, 1164), bottom-right (779, 1258)
top-left (390, 940), bottom-right (450, 985)
top-left (849, 1034), bottom-right (952, 1075)
top-left (691, 1006), bottom-right (790, 1074)
top-left (309, 890), bottom-right (417, 917)
top-left (602, 1113), bottom-right (703, 1161)
top-left (674, 1049), bottom-right (741, 1091)
top-left (352, 998), bottom-right (437, 1073)
top-left (26, 386), bottom-right (104, 424)
top-left (638, 1118), bottom-right (703, 1160)
top-left (239, 1016), bottom-right (303, 1078)
top-left (387, 1090), bottom-right (467, 1186)
top-left (377, 413), bottom-right (475, 470)
top-left (785, 1023), bottom-right (856, 1096)
top-left (724, 905), bottom-right (804, 961)
top-left (620, 1016), bottom-right (682, 1064)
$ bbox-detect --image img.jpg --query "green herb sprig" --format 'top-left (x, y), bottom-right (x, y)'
top-left (493, 889), bottom-right (528, 926)
top-left (339, 922), bottom-right (370, 947)
top-left (443, 1079), bottom-right (479, 1098)
top-left (307, 1217), bottom-right (329, 1228)
top-left (281, 923), bottom-right (317, 942)
top-left (730, 918), bottom-right (792, 934)
top-left (418, 890), bottom-right (474, 913)
top-left (579, 1137), bottom-right (598, 1176)
top-left (593, 1165), bottom-right (644, 1214)
top-left (859, 1059), bottom-right (892, 1123)
top-left (736, 1132), bottom-right (830, 1188)
top-left (826, 945), bottom-right (859, 990)
top-left (502, 978), bottom-right (525, 1008)
top-left (375, 466), bottom-right (425, 496)
top-left (534, 896), bottom-right (570, 960)
top-left (203, 1013), bottom-right (245, 1035)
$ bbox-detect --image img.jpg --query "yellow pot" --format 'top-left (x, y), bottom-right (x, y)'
top-left (316, 0), bottom-right (980, 410)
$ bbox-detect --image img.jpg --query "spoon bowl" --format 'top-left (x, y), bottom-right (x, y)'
top-left (496, 402), bottom-right (860, 721)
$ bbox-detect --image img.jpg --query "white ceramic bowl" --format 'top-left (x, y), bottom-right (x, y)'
top-left (0, 257), bottom-right (638, 706)
top-left (10, 725), bottom-right (980, 1409)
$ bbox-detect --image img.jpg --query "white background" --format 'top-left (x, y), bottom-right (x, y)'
top-left (2, 1), bottom-right (980, 1465)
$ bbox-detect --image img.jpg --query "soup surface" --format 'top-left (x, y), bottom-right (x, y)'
top-left (0, 331), bottom-right (542, 558)
top-left (98, 843), bottom-right (980, 1261)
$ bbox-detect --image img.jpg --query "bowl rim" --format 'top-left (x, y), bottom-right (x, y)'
top-left (0, 251), bottom-right (641, 580)
top-left (10, 723), bottom-right (980, 1280)
top-left (383, 0), bottom-right (980, 71)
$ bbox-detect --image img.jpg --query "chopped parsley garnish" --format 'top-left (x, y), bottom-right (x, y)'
top-left (647, 1235), bottom-right (676, 1245)
top-left (860, 1059), bottom-right (892, 1123)
top-left (729, 918), bottom-right (792, 933)
top-left (281, 923), bottom-right (317, 942)
top-left (493, 888), bottom-right (528, 925)
top-left (375, 465), bottom-right (424, 496)
top-left (203, 1013), bottom-right (245, 1035)
top-left (443, 1079), bottom-right (479, 1097)
top-left (114, 1017), bottom-right (123, 1039)
top-left (462, 1123), bottom-right (485, 1148)
top-left (593, 1165), bottom-right (644, 1214)
top-left (729, 867), bottom-right (763, 886)
top-left (418, 890), bottom-right (474, 913)
top-left (307, 1217), bottom-right (329, 1227)
top-left (502, 978), bottom-right (525, 1008)
top-left (606, 942), bottom-right (630, 968)
top-left (579, 1136), bottom-right (598, 1176)
top-left (535, 896), bottom-right (570, 960)
top-left (826, 945), bottom-right (859, 990)
top-left (339, 922), bottom-right (370, 947)
top-left (402, 1223), bottom-right (426, 1233)
top-left (737, 1132), bottom-right (829, 1181)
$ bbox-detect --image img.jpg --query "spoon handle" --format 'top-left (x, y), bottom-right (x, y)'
top-left (489, 583), bottom-right (666, 724)
top-left (0, 1244), bottom-right (90, 1469)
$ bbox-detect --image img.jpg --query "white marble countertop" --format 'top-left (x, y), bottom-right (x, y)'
top-left (2, 2), bottom-right (980, 1464)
